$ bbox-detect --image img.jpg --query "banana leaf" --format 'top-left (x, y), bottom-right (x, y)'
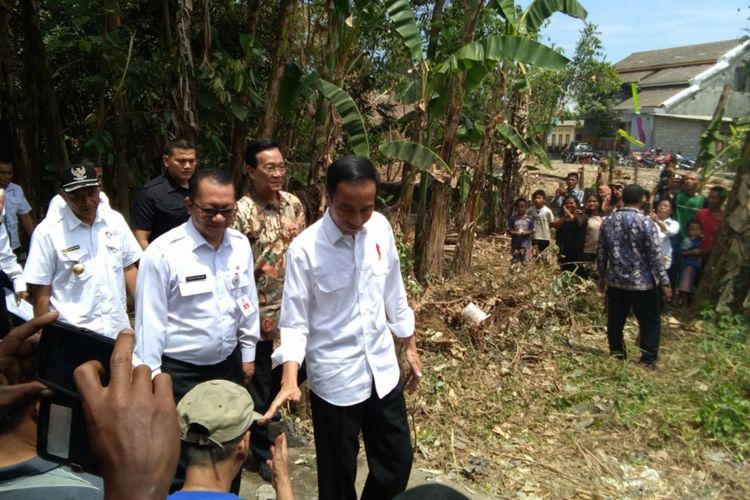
top-left (440, 35), bottom-right (569, 74)
top-left (379, 140), bottom-right (452, 183)
top-left (384, 0), bottom-right (424, 63)
top-left (617, 128), bottom-right (645, 147)
top-left (522, 0), bottom-right (588, 33)
top-left (496, 124), bottom-right (551, 168)
top-left (491, 0), bottom-right (517, 25)
top-left (315, 78), bottom-right (370, 157)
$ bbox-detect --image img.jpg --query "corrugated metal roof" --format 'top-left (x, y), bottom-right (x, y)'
top-left (615, 38), bottom-right (744, 71)
top-left (614, 86), bottom-right (688, 110)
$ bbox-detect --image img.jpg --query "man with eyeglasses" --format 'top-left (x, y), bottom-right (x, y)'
top-left (134, 169), bottom-right (260, 402)
top-left (131, 139), bottom-right (197, 249)
top-left (231, 139), bottom-right (305, 481)
top-left (24, 164), bottom-right (141, 338)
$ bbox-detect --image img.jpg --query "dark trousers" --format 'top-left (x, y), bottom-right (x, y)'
top-left (161, 346), bottom-right (244, 402)
top-left (0, 272), bottom-right (12, 339)
top-left (606, 287), bottom-right (661, 364)
top-left (310, 381), bottom-right (412, 500)
top-left (161, 347), bottom-right (244, 494)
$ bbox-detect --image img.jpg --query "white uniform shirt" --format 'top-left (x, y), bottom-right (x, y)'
top-left (24, 205), bottom-right (141, 337)
top-left (134, 219), bottom-right (260, 374)
top-left (656, 217), bottom-right (680, 269)
top-left (272, 210), bottom-right (415, 406)
top-left (3, 182), bottom-right (32, 250)
top-left (0, 209), bottom-right (25, 292)
top-left (47, 191), bottom-right (110, 220)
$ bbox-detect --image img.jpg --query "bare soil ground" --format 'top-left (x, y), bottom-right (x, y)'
top-left (240, 160), bottom-right (747, 499)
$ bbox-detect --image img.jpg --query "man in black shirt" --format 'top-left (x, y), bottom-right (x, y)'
top-left (131, 139), bottom-right (197, 249)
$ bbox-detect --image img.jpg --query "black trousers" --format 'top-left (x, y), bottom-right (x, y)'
top-left (248, 340), bottom-right (307, 462)
top-left (310, 381), bottom-right (412, 500)
top-left (161, 346), bottom-right (244, 402)
top-left (606, 287), bottom-right (661, 364)
top-left (0, 272), bottom-right (12, 339)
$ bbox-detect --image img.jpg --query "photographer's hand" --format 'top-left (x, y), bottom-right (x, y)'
top-left (0, 312), bottom-right (57, 405)
top-left (74, 330), bottom-right (180, 500)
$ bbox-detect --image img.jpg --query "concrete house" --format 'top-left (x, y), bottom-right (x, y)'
top-left (614, 38), bottom-right (750, 157)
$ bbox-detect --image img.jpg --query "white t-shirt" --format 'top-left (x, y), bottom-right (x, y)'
top-left (528, 205), bottom-right (554, 241)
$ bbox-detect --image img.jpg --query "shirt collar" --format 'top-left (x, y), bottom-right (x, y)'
top-left (163, 171), bottom-right (186, 193)
top-left (321, 209), bottom-right (373, 245)
top-left (248, 187), bottom-right (289, 211)
top-left (185, 216), bottom-right (231, 251)
top-left (62, 203), bottom-right (101, 230)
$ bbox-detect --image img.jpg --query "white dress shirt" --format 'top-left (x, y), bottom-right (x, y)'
top-left (3, 182), bottom-right (32, 250)
top-left (24, 204), bottom-right (141, 337)
top-left (134, 219), bottom-right (260, 374)
top-left (656, 217), bottom-right (680, 269)
top-left (47, 191), bottom-right (110, 220)
top-left (272, 210), bottom-right (415, 406)
top-left (0, 209), bottom-right (25, 292)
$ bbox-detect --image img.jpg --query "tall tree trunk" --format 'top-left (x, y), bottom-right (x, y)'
top-left (174, 0), bottom-right (197, 139)
top-left (397, 0), bottom-right (445, 235)
top-left (0, 0), bottom-right (35, 209)
top-left (20, 0), bottom-right (68, 169)
top-left (308, 0), bottom-right (336, 188)
top-left (416, 0), bottom-right (483, 281)
top-left (497, 85), bottom-right (530, 233)
top-left (256, 0), bottom-right (294, 138)
top-left (694, 131), bottom-right (750, 314)
top-left (453, 68), bottom-right (507, 274)
top-left (229, 0), bottom-right (266, 194)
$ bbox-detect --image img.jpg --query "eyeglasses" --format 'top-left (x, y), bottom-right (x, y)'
top-left (192, 203), bottom-right (236, 218)
top-left (261, 164), bottom-right (287, 175)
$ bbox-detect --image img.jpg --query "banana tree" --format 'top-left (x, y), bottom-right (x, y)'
top-left (451, 0), bottom-right (587, 274)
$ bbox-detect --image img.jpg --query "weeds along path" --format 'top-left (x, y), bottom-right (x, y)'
top-left (405, 235), bottom-right (750, 498)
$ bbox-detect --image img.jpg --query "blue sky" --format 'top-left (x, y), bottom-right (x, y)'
top-left (528, 0), bottom-right (748, 63)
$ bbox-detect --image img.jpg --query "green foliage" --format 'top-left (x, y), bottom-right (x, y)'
top-left (441, 35), bottom-right (570, 73)
top-left (379, 140), bottom-right (452, 182)
top-left (383, 0), bottom-right (424, 63)
top-left (521, 0), bottom-right (588, 33)
top-left (315, 78), bottom-right (370, 157)
top-left (695, 309), bottom-right (750, 456)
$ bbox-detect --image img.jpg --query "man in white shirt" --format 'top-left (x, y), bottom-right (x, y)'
top-left (24, 164), bottom-right (141, 338)
top-left (134, 169), bottom-right (260, 402)
top-left (262, 156), bottom-right (423, 500)
top-left (0, 190), bottom-right (28, 338)
top-left (0, 159), bottom-right (36, 252)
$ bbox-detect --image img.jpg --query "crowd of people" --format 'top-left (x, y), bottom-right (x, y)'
top-left (510, 164), bottom-right (727, 369)
top-left (0, 142), bottom-right (728, 499)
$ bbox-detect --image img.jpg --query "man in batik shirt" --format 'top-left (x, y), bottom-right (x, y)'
top-left (232, 139), bottom-right (305, 481)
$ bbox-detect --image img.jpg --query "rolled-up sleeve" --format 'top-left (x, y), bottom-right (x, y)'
top-left (383, 228), bottom-right (414, 339)
top-left (134, 249), bottom-right (170, 373)
top-left (238, 248), bottom-right (260, 362)
top-left (272, 245), bottom-right (311, 366)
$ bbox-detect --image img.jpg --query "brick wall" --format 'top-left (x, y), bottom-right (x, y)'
top-left (652, 116), bottom-right (706, 158)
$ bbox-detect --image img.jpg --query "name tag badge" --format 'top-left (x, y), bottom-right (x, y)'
top-left (179, 274), bottom-right (212, 297)
top-left (237, 295), bottom-right (255, 318)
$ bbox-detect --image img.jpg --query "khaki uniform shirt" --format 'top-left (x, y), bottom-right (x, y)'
top-left (232, 189), bottom-right (305, 340)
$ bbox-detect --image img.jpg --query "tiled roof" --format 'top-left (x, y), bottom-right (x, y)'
top-left (615, 38), bottom-right (744, 71)
top-left (614, 86), bottom-right (687, 110)
top-left (638, 64), bottom-right (714, 86)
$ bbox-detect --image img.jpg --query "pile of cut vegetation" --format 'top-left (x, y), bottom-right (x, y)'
top-left (404, 235), bottom-right (750, 498)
